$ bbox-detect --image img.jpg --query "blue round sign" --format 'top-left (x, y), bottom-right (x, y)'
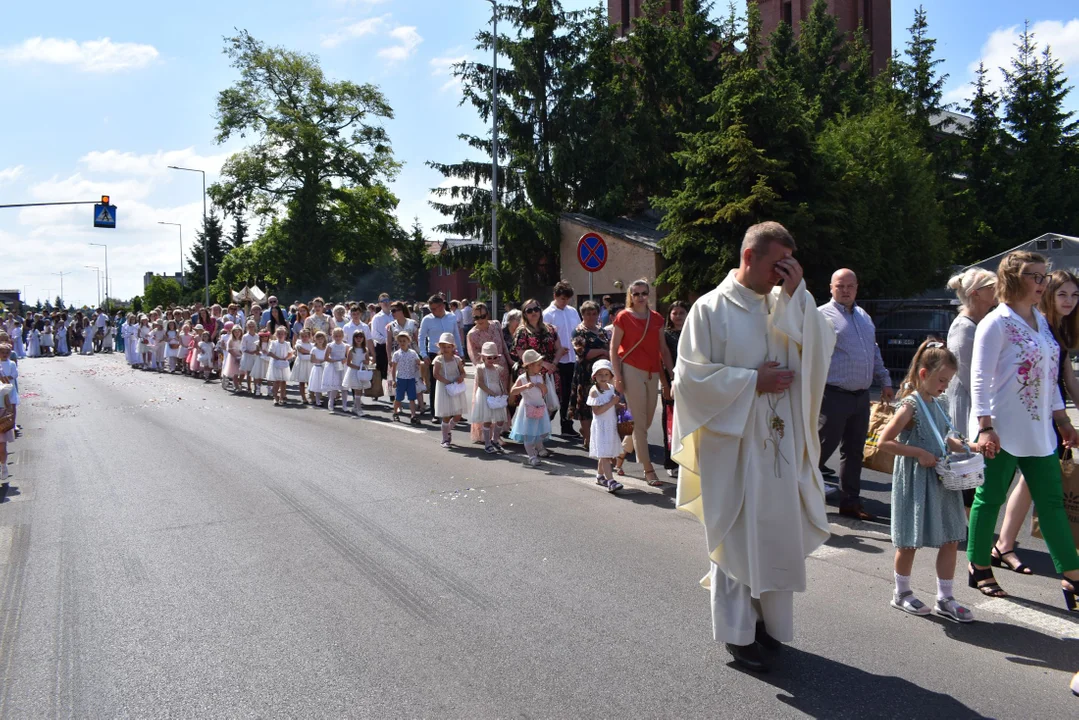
top-left (577, 233), bottom-right (608, 273)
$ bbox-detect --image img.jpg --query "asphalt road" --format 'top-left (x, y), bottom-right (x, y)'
top-left (1, 354), bottom-right (1076, 718)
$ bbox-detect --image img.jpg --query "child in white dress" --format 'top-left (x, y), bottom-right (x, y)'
top-left (251, 331), bottom-right (271, 397)
top-left (342, 330), bottom-right (372, 416)
top-left (289, 328), bottom-right (314, 404)
top-left (165, 321), bottom-right (181, 372)
top-left (137, 317), bottom-right (152, 368)
top-left (40, 324), bottom-right (54, 357)
top-left (178, 324), bottom-right (193, 375)
top-left (323, 327), bottom-right (348, 413)
top-left (197, 332), bottom-right (215, 381)
top-left (587, 359), bottom-right (623, 493)
top-left (307, 331), bottom-right (330, 407)
top-left (267, 326), bottom-right (293, 406)
top-left (432, 332), bottom-right (467, 448)
top-left (239, 320), bottom-right (260, 393)
top-left (471, 341), bottom-right (508, 455)
top-left (152, 321), bottom-right (166, 369)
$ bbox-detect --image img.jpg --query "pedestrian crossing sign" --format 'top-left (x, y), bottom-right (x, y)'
top-left (94, 203), bottom-right (116, 229)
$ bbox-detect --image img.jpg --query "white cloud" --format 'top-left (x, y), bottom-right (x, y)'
top-left (321, 15), bottom-right (388, 49)
top-left (0, 165), bottom-right (24, 185)
top-left (430, 52), bottom-right (469, 92)
top-left (331, 0), bottom-right (390, 5)
top-left (79, 148), bottom-right (229, 177)
top-left (378, 26), bottom-right (423, 62)
top-left (946, 19), bottom-right (1079, 107)
top-left (0, 37), bottom-right (158, 73)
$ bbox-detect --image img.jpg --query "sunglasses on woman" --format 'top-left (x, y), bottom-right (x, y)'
top-left (525, 307), bottom-right (541, 314)
top-left (474, 314), bottom-right (488, 320)
top-left (632, 291), bottom-right (649, 298)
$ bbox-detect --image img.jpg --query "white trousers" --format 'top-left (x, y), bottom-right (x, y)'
top-left (709, 562), bottom-right (794, 646)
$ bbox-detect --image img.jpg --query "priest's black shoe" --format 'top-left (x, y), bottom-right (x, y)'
top-left (755, 622), bottom-right (782, 651)
top-left (725, 642), bottom-right (769, 673)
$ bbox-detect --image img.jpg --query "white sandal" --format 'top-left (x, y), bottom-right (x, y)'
top-left (935, 597), bottom-right (974, 623)
top-left (891, 590), bottom-right (931, 616)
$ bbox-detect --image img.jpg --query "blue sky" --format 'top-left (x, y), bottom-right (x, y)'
top-left (2, 0), bottom-right (1078, 307)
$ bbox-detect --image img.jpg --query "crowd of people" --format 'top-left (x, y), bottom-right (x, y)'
top-left (1, 229), bottom-right (1077, 687)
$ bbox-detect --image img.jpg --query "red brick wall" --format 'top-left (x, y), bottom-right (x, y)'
top-left (427, 266), bottom-right (480, 302)
top-left (759, 0), bottom-right (891, 75)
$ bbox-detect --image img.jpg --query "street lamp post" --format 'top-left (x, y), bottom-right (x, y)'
top-left (90, 242), bottom-right (109, 308)
top-left (158, 222), bottom-right (183, 287)
top-left (167, 165), bottom-right (209, 304)
top-left (52, 271), bottom-right (69, 308)
top-left (486, 0), bottom-right (499, 320)
top-left (84, 266), bottom-right (101, 307)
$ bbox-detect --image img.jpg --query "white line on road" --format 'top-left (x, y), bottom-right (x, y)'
top-left (810, 545), bottom-right (846, 559)
top-left (976, 598), bottom-right (1079, 639)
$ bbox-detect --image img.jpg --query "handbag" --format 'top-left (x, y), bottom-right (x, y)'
top-left (0, 397), bottom-right (14, 435)
top-left (912, 393), bottom-right (985, 491)
top-left (616, 405), bottom-right (634, 439)
top-left (862, 402), bottom-right (897, 473)
top-left (1032, 452), bottom-right (1079, 550)
top-left (525, 404), bottom-right (546, 419)
top-left (487, 395), bottom-right (509, 409)
top-left (446, 381), bottom-right (467, 397)
top-left (544, 373), bottom-right (560, 414)
top-left (355, 368), bottom-right (374, 382)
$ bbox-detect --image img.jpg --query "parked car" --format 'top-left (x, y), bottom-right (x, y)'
top-left (874, 307), bottom-right (957, 387)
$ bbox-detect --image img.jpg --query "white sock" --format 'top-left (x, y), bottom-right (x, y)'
top-left (936, 577), bottom-right (954, 602)
top-left (894, 572), bottom-right (911, 596)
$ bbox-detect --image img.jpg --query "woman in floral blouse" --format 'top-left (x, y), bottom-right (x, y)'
top-left (566, 301), bottom-right (610, 451)
top-left (968, 250), bottom-right (1079, 609)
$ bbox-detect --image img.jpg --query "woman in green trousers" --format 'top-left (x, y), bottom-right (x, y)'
top-left (967, 251), bottom-right (1079, 610)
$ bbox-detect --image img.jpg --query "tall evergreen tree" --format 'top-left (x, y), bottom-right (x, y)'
top-left (896, 5), bottom-right (949, 142)
top-left (186, 212), bottom-right (228, 295)
top-left (228, 213), bottom-right (248, 250)
top-left (394, 222), bottom-right (431, 301)
top-left (796, 0), bottom-right (851, 125)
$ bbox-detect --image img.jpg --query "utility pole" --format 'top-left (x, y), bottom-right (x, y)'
top-left (486, 0), bottom-right (499, 320)
top-left (158, 222), bottom-right (184, 287)
top-left (90, 243), bottom-right (109, 308)
top-left (168, 166), bottom-right (209, 304)
top-left (52, 271), bottom-right (70, 308)
top-left (85, 266), bottom-right (101, 307)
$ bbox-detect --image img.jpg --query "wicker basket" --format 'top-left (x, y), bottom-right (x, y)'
top-left (617, 420), bottom-right (634, 439)
top-left (936, 452), bottom-right (985, 491)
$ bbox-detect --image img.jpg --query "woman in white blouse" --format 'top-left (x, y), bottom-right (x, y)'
top-left (968, 251), bottom-right (1079, 609)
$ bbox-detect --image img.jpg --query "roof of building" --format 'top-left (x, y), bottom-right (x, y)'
top-left (966, 233), bottom-right (1079, 272)
top-left (426, 237), bottom-right (483, 255)
top-left (560, 212), bottom-right (667, 251)
top-left (930, 109), bottom-right (975, 137)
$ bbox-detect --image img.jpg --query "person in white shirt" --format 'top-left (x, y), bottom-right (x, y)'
top-left (967, 250), bottom-right (1079, 608)
top-left (370, 294), bottom-right (394, 400)
top-left (342, 307), bottom-right (375, 361)
top-left (93, 308), bottom-right (108, 352)
top-left (460, 299), bottom-right (474, 340)
top-left (543, 280), bottom-right (583, 437)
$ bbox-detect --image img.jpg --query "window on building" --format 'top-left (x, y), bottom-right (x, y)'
top-left (1052, 237), bottom-right (1064, 249)
top-left (621, 0), bottom-right (630, 33)
top-left (782, 1), bottom-right (793, 25)
top-left (670, 0), bottom-right (682, 13)
top-left (1036, 239), bottom-right (1049, 250)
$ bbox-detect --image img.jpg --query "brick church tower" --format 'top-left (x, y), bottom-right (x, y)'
top-left (609, 0), bottom-right (891, 75)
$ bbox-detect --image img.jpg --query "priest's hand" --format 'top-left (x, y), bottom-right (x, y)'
top-left (756, 361), bottom-right (795, 394)
top-left (775, 255), bottom-right (804, 297)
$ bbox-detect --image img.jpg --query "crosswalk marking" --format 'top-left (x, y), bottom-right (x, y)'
top-left (976, 598), bottom-right (1079, 639)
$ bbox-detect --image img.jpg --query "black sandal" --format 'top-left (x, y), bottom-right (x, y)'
top-left (1064, 578), bottom-right (1078, 612)
top-left (991, 544), bottom-right (1033, 575)
top-left (968, 564), bottom-right (1008, 597)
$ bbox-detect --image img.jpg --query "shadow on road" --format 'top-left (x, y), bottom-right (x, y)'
top-left (929, 614), bottom-right (1078, 673)
top-left (756, 646), bottom-right (985, 719)
top-left (823, 532), bottom-right (887, 554)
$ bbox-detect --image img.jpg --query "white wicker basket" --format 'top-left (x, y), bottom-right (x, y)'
top-left (936, 452), bottom-right (985, 491)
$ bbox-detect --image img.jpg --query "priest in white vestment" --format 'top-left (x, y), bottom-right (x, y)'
top-left (672, 221), bottom-right (835, 672)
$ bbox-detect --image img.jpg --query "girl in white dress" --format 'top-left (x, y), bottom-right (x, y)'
top-left (323, 327), bottom-right (348, 413)
top-left (123, 315), bottom-right (139, 366)
top-left (137, 316), bottom-right (152, 368)
top-left (56, 319), bottom-right (69, 356)
top-left (151, 321), bottom-right (166, 369)
top-left (178, 323), bottom-right (194, 375)
top-left (471, 341), bottom-right (508, 454)
top-left (79, 318), bottom-right (93, 355)
top-left (307, 331), bottom-right (330, 407)
top-left (164, 321), bottom-right (181, 372)
top-left (197, 331), bottom-right (215, 381)
top-left (587, 359), bottom-right (623, 493)
top-left (26, 326), bottom-right (40, 358)
top-left (267, 326), bottom-right (293, 406)
top-left (251, 331), bottom-right (271, 397)
top-left (290, 328), bottom-right (314, 404)
top-left (432, 332), bottom-right (467, 448)
top-left (341, 329), bottom-right (372, 416)
top-left (222, 325), bottom-right (244, 390)
top-left (40, 324), bottom-right (53, 356)
top-left (239, 320), bottom-right (260, 393)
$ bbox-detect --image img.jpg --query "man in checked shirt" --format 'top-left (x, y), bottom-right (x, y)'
top-left (818, 268), bottom-right (894, 521)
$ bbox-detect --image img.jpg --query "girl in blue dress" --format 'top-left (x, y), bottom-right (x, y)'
top-left (509, 349), bottom-right (552, 467)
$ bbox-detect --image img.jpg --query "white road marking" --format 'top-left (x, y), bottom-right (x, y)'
top-left (976, 598), bottom-right (1079, 639)
top-left (0, 526), bottom-right (13, 565)
top-left (372, 419), bottom-right (423, 435)
top-left (829, 522), bottom-right (891, 540)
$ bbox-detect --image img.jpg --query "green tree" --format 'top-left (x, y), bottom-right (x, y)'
top-left (186, 211), bottom-right (228, 298)
top-left (227, 212), bottom-right (248, 250)
top-left (656, 3), bottom-right (814, 297)
top-left (394, 222), bottom-right (431, 301)
top-left (895, 5), bottom-right (948, 143)
top-left (143, 276), bottom-right (183, 309)
top-left (211, 219), bottom-right (289, 303)
top-left (131, 296), bottom-right (143, 314)
top-left (210, 31), bottom-right (402, 293)
top-left (813, 103), bottom-right (947, 297)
